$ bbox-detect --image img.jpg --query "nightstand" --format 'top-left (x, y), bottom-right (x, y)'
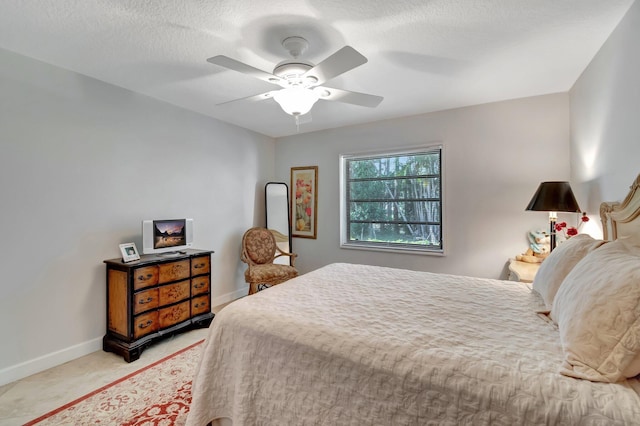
top-left (508, 259), bottom-right (541, 283)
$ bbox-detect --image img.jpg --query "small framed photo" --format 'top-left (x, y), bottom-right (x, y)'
top-left (119, 242), bottom-right (141, 263)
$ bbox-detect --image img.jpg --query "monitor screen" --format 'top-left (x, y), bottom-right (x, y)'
top-left (153, 219), bottom-right (186, 249)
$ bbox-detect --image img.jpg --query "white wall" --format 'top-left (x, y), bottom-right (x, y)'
top-left (570, 0), bottom-right (640, 210)
top-left (0, 48), bottom-right (275, 385)
top-left (275, 94), bottom-right (570, 279)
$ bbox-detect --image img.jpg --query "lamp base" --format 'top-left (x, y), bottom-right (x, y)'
top-left (549, 218), bottom-right (556, 252)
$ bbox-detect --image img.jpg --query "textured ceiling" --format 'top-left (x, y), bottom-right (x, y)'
top-left (0, 0), bottom-right (635, 138)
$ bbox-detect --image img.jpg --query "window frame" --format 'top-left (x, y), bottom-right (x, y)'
top-left (339, 144), bottom-right (445, 255)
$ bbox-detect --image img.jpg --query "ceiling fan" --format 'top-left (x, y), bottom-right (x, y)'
top-left (206, 36), bottom-right (383, 120)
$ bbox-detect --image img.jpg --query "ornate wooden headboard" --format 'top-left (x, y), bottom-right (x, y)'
top-left (600, 174), bottom-right (640, 241)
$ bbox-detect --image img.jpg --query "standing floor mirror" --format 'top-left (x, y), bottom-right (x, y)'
top-left (265, 182), bottom-right (293, 265)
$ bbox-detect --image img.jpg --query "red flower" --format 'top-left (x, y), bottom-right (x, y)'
top-left (555, 222), bottom-right (567, 231)
top-left (555, 212), bottom-right (589, 240)
top-left (305, 207), bottom-right (312, 217)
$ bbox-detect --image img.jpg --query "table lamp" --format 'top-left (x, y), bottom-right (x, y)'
top-left (526, 181), bottom-right (581, 252)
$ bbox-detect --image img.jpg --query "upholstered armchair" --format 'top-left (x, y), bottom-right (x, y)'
top-left (241, 227), bottom-right (298, 295)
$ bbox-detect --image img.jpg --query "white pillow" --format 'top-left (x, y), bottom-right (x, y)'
top-left (551, 239), bottom-right (640, 382)
top-left (532, 234), bottom-right (605, 309)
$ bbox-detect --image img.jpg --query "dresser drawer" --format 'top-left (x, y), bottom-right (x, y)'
top-left (158, 259), bottom-right (190, 284)
top-left (158, 280), bottom-right (190, 306)
top-left (191, 255), bottom-right (210, 275)
top-left (133, 266), bottom-right (159, 290)
top-left (134, 288), bottom-right (159, 314)
top-left (191, 276), bottom-right (210, 296)
top-left (134, 311), bottom-right (159, 339)
top-left (158, 301), bottom-right (190, 329)
top-left (191, 295), bottom-right (210, 316)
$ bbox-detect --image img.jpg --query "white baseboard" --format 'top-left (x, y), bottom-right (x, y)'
top-left (212, 287), bottom-right (246, 308)
top-left (0, 336), bottom-right (103, 387)
top-left (0, 290), bottom-right (245, 387)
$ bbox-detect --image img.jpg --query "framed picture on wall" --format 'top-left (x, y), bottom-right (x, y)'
top-left (119, 242), bottom-right (141, 263)
top-left (291, 166), bottom-right (318, 239)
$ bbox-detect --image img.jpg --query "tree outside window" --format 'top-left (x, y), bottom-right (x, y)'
top-left (341, 147), bottom-right (442, 253)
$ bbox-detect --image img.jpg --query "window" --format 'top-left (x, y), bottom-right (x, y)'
top-left (340, 146), bottom-right (443, 253)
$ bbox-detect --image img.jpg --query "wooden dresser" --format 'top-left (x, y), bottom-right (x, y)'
top-left (103, 249), bottom-right (214, 362)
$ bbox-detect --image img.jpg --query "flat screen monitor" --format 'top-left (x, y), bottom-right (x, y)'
top-left (142, 218), bottom-right (193, 255)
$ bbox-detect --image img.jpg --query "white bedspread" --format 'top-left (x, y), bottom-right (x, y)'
top-left (187, 263), bottom-right (640, 425)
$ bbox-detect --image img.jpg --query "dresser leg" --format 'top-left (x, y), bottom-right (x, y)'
top-left (103, 335), bottom-right (146, 363)
top-left (192, 312), bottom-right (215, 329)
top-left (125, 348), bottom-right (141, 363)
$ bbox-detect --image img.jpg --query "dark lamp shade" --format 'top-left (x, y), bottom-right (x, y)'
top-left (526, 181), bottom-right (581, 212)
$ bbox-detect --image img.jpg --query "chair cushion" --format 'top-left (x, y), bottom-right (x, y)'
top-left (245, 264), bottom-right (298, 285)
top-left (244, 228), bottom-right (276, 264)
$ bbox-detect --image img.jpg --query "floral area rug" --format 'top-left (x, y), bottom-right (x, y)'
top-left (24, 340), bottom-right (204, 426)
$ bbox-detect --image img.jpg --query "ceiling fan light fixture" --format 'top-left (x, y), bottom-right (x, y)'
top-left (316, 88), bottom-right (331, 98)
top-left (273, 61), bottom-right (313, 80)
top-left (305, 76), bottom-right (318, 84)
top-left (273, 87), bottom-right (319, 116)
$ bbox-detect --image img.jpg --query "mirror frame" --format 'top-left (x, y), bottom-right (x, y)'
top-left (265, 182), bottom-right (293, 265)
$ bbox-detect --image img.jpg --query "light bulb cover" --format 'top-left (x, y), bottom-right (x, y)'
top-left (273, 87), bottom-right (320, 116)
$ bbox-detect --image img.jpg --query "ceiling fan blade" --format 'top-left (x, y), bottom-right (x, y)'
top-left (317, 87), bottom-right (383, 108)
top-left (303, 46), bottom-right (367, 85)
top-left (207, 55), bottom-right (284, 86)
top-left (217, 91), bottom-right (277, 106)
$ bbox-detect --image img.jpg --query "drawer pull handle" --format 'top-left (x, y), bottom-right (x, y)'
top-left (194, 263), bottom-right (205, 269)
top-left (194, 283), bottom-right (205, 289)
top-left (138, 273), bottom-right (153, 281)
top-left (138, 297), bottom-right (153, 305)
top-left (194, 303), bottom-right (206, 308)
top-left (138, 320), bottom-right (153, 329)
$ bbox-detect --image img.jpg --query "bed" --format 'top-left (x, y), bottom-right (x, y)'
top-left (187, 174), bottom-right (640, 426)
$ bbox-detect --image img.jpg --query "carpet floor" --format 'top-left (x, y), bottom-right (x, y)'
top-left (24, 340), bottom-right (204, 426)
